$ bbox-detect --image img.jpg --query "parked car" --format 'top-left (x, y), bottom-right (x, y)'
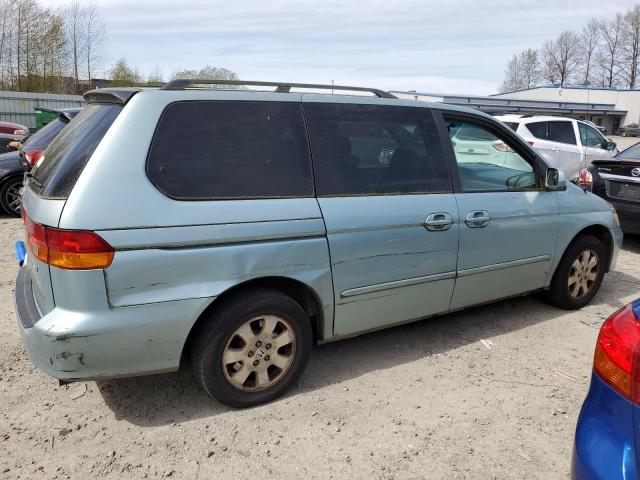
top-left (0, 132), bottom-right (26, 154)
top-left (0, 120), bottom-right (28, 135)
top-left (495, 114), bottom-right (617, 180)
top-left (18, 108), bottom-right (80, 169)
top-left (616, 123), bottom-right (640, 137)
top-left (14, 80), bottom-right (622, 408)
top-left (0, 108), bottom-right (80, 216)
top-left (582, 141), bottom-right (640, 235)
top-left (572, 298), bottom-right (640, 479)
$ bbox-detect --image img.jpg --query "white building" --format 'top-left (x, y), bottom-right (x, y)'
top-left (391, 85), bottom-right (638, 135)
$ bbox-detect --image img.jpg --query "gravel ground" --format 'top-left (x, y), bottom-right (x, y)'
top-left (1, 215), bottom-right (639, 480)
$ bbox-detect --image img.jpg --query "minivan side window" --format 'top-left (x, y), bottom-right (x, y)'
top-left (443, 116), bottom-right (537, 192)
top-left (547, 121), bottom-right (576, 145)
top-left (578, 122), bottom-right (606, 149)
top-left (304, 103), bottom-right (451, 196)
top-left (146, 101), bottom-right (314, 200)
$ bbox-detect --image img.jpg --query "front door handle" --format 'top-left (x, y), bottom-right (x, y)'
top-left (424, 212), bottom-right (453, 231)
top-left (465, 210), bottom-right (491, 228)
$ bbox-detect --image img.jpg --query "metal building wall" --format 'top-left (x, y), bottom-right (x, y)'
top-left (0, 91), bottom-right (84, 130)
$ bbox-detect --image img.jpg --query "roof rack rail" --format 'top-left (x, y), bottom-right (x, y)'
top-left (160, 79), bottom-right (397, 99)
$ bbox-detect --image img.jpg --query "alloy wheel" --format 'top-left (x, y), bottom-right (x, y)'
top-left (4, 179), bottom-right (22, 215)
top-left (222, 315), bottom-right (296, 392)
top-left (568, 249), bottom-right (599, 299)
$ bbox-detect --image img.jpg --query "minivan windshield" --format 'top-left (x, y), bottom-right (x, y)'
top-left (30, 104), bottom-right (121, 198)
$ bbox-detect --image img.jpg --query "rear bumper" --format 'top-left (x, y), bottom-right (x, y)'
top-left (611, 200), bottom-right (640, 235)
top-left (572, 373), bottom-right (638, 480)
top-left (14, 266), bottom-right (210, 381)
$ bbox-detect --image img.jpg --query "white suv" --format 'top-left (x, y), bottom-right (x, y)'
top-left (494, 114), bottom-right (617, 180)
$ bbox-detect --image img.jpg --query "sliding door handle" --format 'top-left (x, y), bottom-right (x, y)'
top-left (465, 210), bottom-right (491, 228)
top-left (424, 212), bottom-right (453, 231)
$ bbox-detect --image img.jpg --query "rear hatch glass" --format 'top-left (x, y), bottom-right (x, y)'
top-left (503, 122), bottom-right (520, 131)
top-left (29, 104), bottom-right (122, 199)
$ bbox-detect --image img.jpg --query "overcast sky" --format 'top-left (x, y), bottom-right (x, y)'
top-left (41, 0), bottom-right (639, 95)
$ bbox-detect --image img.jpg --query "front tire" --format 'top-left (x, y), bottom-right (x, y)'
top-left (546, 235), bottom-right (607, 310)
top-left (190, 289), bottom-right (312, 408)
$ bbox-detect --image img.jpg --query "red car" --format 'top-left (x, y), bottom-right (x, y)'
top-left (0, 120), bottom-right (28, 135)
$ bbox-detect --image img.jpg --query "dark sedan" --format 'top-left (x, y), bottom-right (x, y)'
top-left (586, 142), bottom-right (640, 234)
top-left (0, 108), bottom-right (80, 216)
top-left (617, 123), bottom-right (640, 137)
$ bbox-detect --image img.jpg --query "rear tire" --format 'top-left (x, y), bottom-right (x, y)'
top-left (0, 175), bottom-right (22, 217)
top-left (546, 235), bottom-right (607, 310)
top-left (190, 288), bottom-right (312, 408)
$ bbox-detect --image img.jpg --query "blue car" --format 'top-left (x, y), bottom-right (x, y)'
top-left (573, 298), bottom-right (640, 479)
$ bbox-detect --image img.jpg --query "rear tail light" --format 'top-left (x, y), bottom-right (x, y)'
top-left (492, 142), bottom-right (513, 152)
top-left (24, 149), bottom-right (43, 166)
top-left (594, 304), bottom-right (640, 402)
top-left (23, 212), bottom-right (114, 270)
top-left (578, 169), bottom-right (593, 186)
top-left (527, 141), bottom-right (535, 146)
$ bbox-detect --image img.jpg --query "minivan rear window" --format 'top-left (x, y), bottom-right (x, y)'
top-left (30, 104), bottom-right (122, 198)
top-left (146, 101), bottom-right (313, 200)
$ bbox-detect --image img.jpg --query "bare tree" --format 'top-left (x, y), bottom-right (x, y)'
top-left (519, 49), bottom-right (540, 88)
top-left (579, 18), bottom-right (600, 84)
top-left (540, 31), bottom-right (581, 86)
top-left (499, 54), bottom-right (521, 93)
top-left (621, 5), bottom-right (640, 88)
top-left (499, 49), bottom-right (541, 93)
top-left (64, 0), bottom-right (86, 93)
top-left (597, 14), bottom-right (624, 87)
top-left (84, 1), bottom-right (105, 85)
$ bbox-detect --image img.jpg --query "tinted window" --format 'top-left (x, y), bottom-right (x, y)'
top-left (304, 103), bottom-right (451, 196)
top-left (31, 104), bottom-right (121, 198)
top-left (526, 121), bottom-right (547, 139)
top-left (503, 122), bottom-right (520, 131)
top-left (147, 101), bottom-right (313, 199)
top-left (578, 122), bottom-right (605, 149)
top-left (444, 116), bottom-right (537, 191)
top-left (24, 118), bottom-right (65, 148)
top-left (547, 121), bottom-right (576, 145)
top-left (0, 137), bottom-right (14, 153)
top-left (617, 142), bottom-right (640, 159)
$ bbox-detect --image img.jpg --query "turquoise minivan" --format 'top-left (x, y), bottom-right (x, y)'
top-left (15, 80), bottom-right (622, 407)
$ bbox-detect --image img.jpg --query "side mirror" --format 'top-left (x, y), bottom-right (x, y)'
top-left (545, 168), bottom-right (566, 191)
top-left (605, 140), bottom-right (617, 151)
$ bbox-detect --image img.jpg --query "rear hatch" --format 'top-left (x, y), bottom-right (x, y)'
top-left (22, 103), bottom-right (123, 315)
top-left (591, 159), bottom-right (640, 204)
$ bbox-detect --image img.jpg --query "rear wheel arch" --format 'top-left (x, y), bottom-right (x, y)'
top-left (182, 276), bottom-right (324, 362)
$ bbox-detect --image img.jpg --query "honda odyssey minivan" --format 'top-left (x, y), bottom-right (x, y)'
top-left (15, 80), bottom-right (622, 407)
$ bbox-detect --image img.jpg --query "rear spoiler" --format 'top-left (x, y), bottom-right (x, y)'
top-left (83, 88), bottom-right (141, 105)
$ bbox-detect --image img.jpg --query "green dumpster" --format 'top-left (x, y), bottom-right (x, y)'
top-left (35, 108), bottom-right (61, 130)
